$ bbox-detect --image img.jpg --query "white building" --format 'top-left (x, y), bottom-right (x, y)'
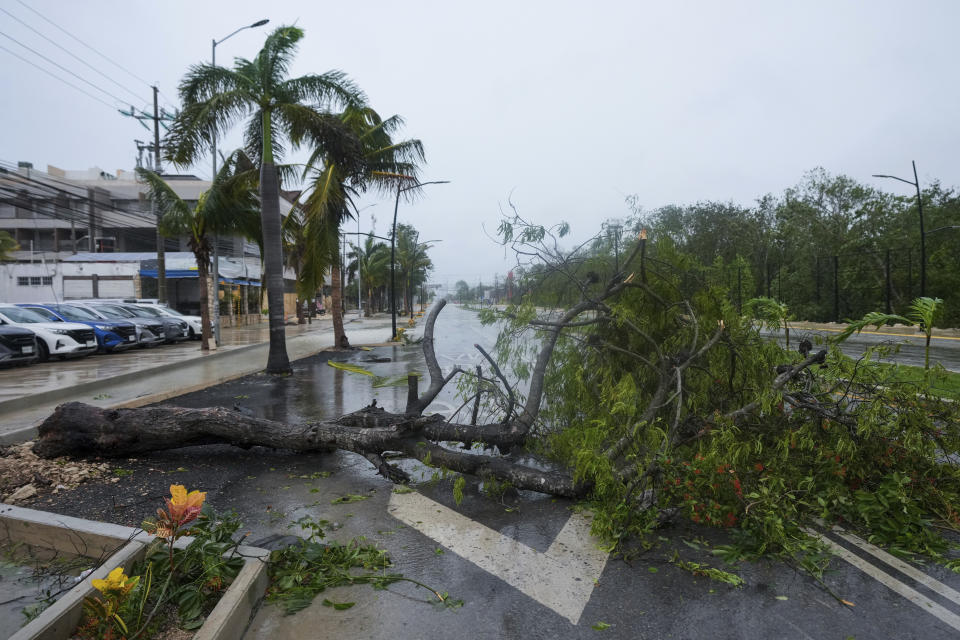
top-left (0, 161), bottom-right (293, 316)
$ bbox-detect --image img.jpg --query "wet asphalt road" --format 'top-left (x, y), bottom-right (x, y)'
top-left (765, 326), bottom-right (960, 372)
top-left (27, 304), bottom-right (960, 639)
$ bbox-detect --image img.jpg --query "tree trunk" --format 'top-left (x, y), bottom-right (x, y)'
top-left (365, 285), bottom-right (373, 318)
top-left (196, 252), bottom-right (212, 351)
top-left (260, 158), bottom-right (292, 374)
top-left (34, 402), bottom-right (584, 498)
top-left (32, 299), bottom-right (591, 498)
top-left (331, 248), bottom-right (349, 348)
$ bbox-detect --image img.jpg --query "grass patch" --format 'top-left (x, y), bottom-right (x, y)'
top-left (872, 363), bottom-right (960, 400)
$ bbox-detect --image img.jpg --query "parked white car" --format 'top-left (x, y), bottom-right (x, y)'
top-left (0, 304), bottom-right (98, 361)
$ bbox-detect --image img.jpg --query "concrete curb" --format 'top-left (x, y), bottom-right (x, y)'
top-left (1, 504), bottom-right (270, 640)
top-left (0, 341), bottom-right (265, 416)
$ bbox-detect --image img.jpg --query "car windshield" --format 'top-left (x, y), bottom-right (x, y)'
top-left (132, 306), bottom-right (163, 317)
top-left (57, 305), bottom-right (100, 321)
top-left (0, 306), bottom-right (53, 323)
top-left (93, 304), bottom-right (135, 318)
top-left (22, 307), bottom-right (61, 321)
top-left (156, 306), bottom-right (184, 317)
top-left (119, 305), bottom-right (154, 318)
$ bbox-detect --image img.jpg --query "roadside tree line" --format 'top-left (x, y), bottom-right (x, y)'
top-left (630, 168), bottom-right (960, 326)
top-left (512, 168), bottom-right (960, 327)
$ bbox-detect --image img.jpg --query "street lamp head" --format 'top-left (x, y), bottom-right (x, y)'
top-left (250, 19), bottom-right (270, 27)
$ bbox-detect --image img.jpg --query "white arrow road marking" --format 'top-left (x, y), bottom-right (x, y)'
top-left (804, 527), bottom-right (960, 633)
top-left (388, 491), bottom-right (609, 625)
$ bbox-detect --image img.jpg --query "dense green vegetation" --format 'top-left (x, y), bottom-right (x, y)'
top-left (486, 223), bottom-right (960, 575)
top-left (630, 168), bottom-right (960, 326)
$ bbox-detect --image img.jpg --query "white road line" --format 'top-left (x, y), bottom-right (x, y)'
top-left (804, 527), bottom-right (960, 633)
top-left (826, 524), bottom-right (960, 608)
top-left (388, 491), bottom-right (609, 625)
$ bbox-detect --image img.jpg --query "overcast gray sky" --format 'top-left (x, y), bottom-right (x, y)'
top-left (2, 1), bottom-right (958, 287)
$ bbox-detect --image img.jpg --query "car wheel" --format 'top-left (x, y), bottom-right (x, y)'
top-left (37, 340), bottom-right (49, 362)
top-left (189, 327), bottom-right (196, 340)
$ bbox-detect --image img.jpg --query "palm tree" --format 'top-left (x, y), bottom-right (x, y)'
top-left (282, 201), bottom-right (325, 324)
top-left (0, 231), bottom-right (18, 261)
top-left (299, 106), bottom-right (425, 347)
top-left (165, 25), bottom-right (364, 373)
top-left (347, 234), bottom-right (389, 317)
top-left (138, 152), bottom-right (259, 351)
top-left (836, 296), bottom-right (944, 369)
top-left (395, 224), bottom-right (433, 315)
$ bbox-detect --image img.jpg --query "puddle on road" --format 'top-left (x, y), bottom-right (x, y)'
top-left (163, 345), bottom-right (427, 423)
top-left (165, 306), bottom-right (507, 424)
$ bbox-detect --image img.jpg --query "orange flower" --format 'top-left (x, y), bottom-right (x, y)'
top-left (165, 484), bottom-right (206, 526)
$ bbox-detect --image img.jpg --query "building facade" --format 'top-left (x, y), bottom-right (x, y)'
top-left (0, 161), bottom-right (297, 317)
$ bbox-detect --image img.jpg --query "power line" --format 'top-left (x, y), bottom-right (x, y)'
top-left (0, 6), bottom-right (145, 106)
top-left (0, 44), bottom-right (116, 109)
top-left (14, 0), bottom-right (153, 89)
top-left (0, 29), bottom-right (129, 105)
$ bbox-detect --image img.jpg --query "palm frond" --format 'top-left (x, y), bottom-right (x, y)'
top-left (257, 26), bottom-right (306, 90)
top-left (279, 72), bottom-right (366, 111)
top-left (833, 311), bottom-right (912, 343)
top-left (166, 65), bottom-right (254, 166)
top-left (136, 168), bottom-right (194, 238)
top-left (908, 297), bottom-right (943, 328)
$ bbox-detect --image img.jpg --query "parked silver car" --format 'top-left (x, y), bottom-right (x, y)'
top-left (113, 304), bottom-right (190, 343)
top-left (67, 302), bottom-right (166, 347)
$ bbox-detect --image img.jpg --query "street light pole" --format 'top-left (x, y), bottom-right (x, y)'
top-left (390, 179), bottom-right (449, 340)
top-left (210, 18), bottom-right (269, 346)
top-left (873, 160), bottom-right (926, 296)
top-left (357, 207), bottom-right (362, 319)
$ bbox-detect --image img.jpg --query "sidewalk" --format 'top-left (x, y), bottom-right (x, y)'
top-left (0, 312), bottom-right (406, 444)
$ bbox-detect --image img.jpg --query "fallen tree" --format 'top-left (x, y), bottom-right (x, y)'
top-left (35, 213), bottom-right (960, 567)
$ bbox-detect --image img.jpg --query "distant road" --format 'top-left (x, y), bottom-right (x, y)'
top-left (762, 327), bottom-right (960, 372)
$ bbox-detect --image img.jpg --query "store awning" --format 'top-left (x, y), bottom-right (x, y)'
top-left (139, 269), bottom-right (261, 287)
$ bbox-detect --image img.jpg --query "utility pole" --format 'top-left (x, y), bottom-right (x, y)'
top-left (152, 86), bottom-right (167, 304)
top-left (119, 99), bottom-right (174, 301)
top-left (86, 187), bottom-right (96, 253)
top-left (872, 161), bottom-right (927, 297)
top-left (357, 211), bottom-right (362, 319)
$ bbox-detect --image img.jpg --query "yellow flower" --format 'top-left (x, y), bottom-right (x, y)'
top-left (91, 567), bottom-right (139, 595)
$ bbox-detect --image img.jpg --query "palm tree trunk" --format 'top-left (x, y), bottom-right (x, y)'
top-left (260, 156), bottom-right (292, 374)
top-left (196, 251), bottom-right (212, 351)
top-left (331, 259), bottom-right (349, 348)
top-left (366, 285), bottom-right (373, 318)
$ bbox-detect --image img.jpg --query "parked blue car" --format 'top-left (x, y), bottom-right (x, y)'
top-left (17, 303), bottom-right (139, 353)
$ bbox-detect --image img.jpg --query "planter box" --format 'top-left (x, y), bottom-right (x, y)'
top-left (1, 505), bottom-right (269, 640)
